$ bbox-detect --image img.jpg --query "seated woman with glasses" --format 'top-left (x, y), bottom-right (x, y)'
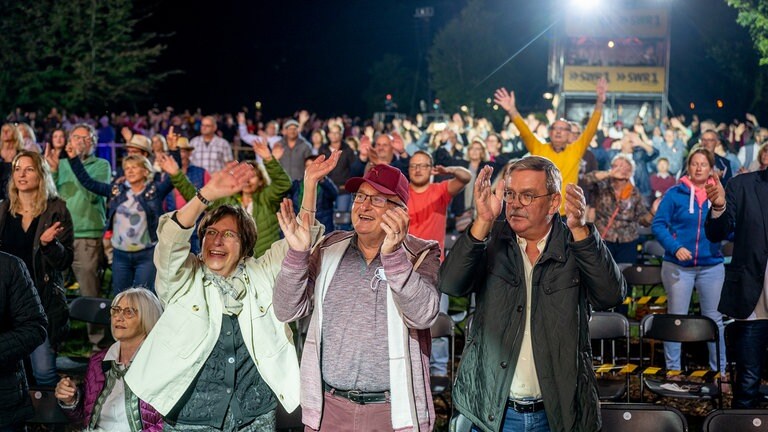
top-left (55, 287), bottom-right (164, 431)
top-left (123, 153), bottom-right (340, 431)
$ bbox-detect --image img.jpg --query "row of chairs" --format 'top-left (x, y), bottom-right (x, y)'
top-left (601, 405), bottom-right (767, 432)
top-left (591, 312), bottom-right (723, 407)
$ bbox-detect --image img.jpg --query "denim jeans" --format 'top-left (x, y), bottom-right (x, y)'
top-left (430, 294), bottom-right (450, 376)
top-left (471, 406), bottom-right (551, 432)
top-left (29, 336), bottom-right (59, 387)
top-left (112, 246), bottom-right (156, 295)
top-left (729, 320), bottom-right (768, 408)
top-left (661, 262), bottom-right (726, 373)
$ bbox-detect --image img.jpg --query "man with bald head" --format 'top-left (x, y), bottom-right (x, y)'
top-left (190, 115), bottom-right (233, 173)
top-left (495, 78), bottom-right (607, 213)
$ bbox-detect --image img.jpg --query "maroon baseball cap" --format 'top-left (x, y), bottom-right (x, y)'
top-left (345, 164), bottom-right (409, 205)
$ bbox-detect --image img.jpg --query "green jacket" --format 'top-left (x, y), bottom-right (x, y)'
top-left (440, 218), bottom-right (626, 432)
top-left (53, 156), bottom-right (111, 238)
top-left (172, 158), bottom-right (292, 258)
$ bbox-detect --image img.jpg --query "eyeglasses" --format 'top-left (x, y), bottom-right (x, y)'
top-left (70, 134), bottom-right (92, 143)
top-left (409, 163), bottom-right (432, 171)
top-left (203, 228), bottom-right (240, 243)
top-left (502, 190), bottom-right (554, 207)
top-left (110, 306), bottom-right (138, 319)
top-left (352, 192), bottom-right (403, 208)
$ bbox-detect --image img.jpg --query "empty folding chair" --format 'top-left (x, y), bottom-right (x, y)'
top-left (589, 312), bottom-right (631, 401)
top-left (640, 314), bottom-right (722, 408)
top-left (703, 409), bottom-right (768, 432)
top-left (600, 403), bottom-right (688, 432)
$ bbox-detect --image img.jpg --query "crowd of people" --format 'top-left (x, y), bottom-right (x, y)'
top-left (1, 80), bottom-right (767, 431)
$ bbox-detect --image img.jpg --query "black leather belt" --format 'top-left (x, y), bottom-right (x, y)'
top-left (323, 382), bottom-right (389, 405)
top-left (507, 399), bottom-right (545, 413)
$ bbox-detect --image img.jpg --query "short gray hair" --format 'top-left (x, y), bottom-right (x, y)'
top-left (505, 156), bottom-right (562, 195)
top-left (112, 287), bottom-right (163, 335)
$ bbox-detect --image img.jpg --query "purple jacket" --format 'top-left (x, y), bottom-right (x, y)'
top-left (63, 349), bottom-right (163, 431)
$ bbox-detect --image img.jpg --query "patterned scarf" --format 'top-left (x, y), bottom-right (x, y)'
top-left (202, 261), bottom-right (249, 315)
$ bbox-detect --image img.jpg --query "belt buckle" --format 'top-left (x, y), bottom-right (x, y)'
top-left (347, 390), bottom-right (363, 404)
top-left (510, 399), bottom-right (539, 413)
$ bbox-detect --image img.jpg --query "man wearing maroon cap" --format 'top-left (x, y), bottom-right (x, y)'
top-left (274, 163), bottom-right (441, 431)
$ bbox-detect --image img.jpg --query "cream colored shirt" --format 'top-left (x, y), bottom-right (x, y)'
top-left (509, 228), bottom-right (552, 400)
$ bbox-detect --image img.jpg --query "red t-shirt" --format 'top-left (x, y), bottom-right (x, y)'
top-left (408, 181), bottom-right (452, 260)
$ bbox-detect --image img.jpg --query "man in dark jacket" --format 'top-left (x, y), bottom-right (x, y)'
top-left (440, 156), bottom-right (626, 432)
top-left (705, 168), bottom-right (768, 408)
top-left (0, 252), bottom-right (48, 430)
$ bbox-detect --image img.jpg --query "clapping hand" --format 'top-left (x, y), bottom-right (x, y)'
top-left (704, 172), bottom-right (725, 208)
top-left (44, 145), bottom-right (60, 172)
top-left (304, 151), bottom-right (341, 184)
top-left (493, 87), bottom-right (517, 114)
top-left (563, 184), bottom-right (587, 231)
top-left (203, 161), bottom-right (256, 201)
top-left (380, 206), bottom-right (409, 254)
top-left (156, 153), bottom-right (180, 176)
top-left (473, 165), bottom-right (503, 223)
top-left (252, 139), bottom-right (272, 161)
top-left (277, 198), bottom-right (311, 251)
top-left (40, 221), bottom-right (64, 246)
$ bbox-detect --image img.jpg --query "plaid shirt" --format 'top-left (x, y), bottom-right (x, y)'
top-left (189, 135), bottom-right (233, 173)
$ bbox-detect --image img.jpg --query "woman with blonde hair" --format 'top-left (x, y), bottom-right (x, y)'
top-left (0, 151), bottom-right (73, 387)
top-left (65, 142), bottom-right (176, 294)
top-left (56, 287), bottom-right (164, 431)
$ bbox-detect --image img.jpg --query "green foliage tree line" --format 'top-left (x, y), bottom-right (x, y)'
top-left (0, 0), bottom-right (172, 114)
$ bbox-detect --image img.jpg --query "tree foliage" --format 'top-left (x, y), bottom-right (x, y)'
top-left (428, 0), bottom-right (512, 117)
top-left (363, 54), bottom-right (417, 115)
top-left (726, 0), bottom-right (768, 66)
top-left (0, 0), bottom-right (172, 113)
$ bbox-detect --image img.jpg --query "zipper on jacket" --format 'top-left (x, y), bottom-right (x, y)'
top-left (694, 204), bottom-right (702, 266)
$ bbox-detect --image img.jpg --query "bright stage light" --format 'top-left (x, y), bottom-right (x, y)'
top-left (570, 0), bottom-right (602, 12)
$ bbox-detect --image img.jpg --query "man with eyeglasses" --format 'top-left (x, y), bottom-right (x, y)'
top-left (407, 150), bottom-right (471, 380)
top-left (190, 115), bottom-right (233, 174)
top-left (274, 163), bottom-right (441, 431)
top-left (441, 156), bottom-right (626, 432)
top-left (698, 130), bottom-right (734, 184)
top-left (46, 123), bottom-right (111, 351)
top-left (494, 78), bottom-right (607, 214)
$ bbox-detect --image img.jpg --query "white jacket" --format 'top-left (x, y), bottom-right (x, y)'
top-left (125, 212), bottom-right (322, 415)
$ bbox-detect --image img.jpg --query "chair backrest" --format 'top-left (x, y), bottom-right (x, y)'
top-left (430, 312), bottom-right (454, 339)
top-left (444, 232), bottom-right (460, 253)
top-left (643, 240), bottom-right (666, 258)
top-left (333, 211), bottom-right (351, 225)
top-left (703, 409), bottom-right (768, 432)
top-left (68, 296), bottom-right (111, 325)
top-left (622, 265), bottom-right (662, 286)
top-left (27, 388), bottom-right (70, 424)
top-left (600, 403), bottom-right (688, 432)
top-left (589, 312), bottom-right (629, 340)
top-left (641, 314), bottom-right (718, 343)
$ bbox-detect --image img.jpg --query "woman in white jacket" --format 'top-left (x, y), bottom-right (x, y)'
top-left (125, 152), bottom-right (340, 432)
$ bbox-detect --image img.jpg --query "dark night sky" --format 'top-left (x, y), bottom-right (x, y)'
top-left (137, 0), bottom-right (759, 121)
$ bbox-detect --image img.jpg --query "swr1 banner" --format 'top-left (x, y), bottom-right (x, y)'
top-left (563, 66), bottom-right (665, 93)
